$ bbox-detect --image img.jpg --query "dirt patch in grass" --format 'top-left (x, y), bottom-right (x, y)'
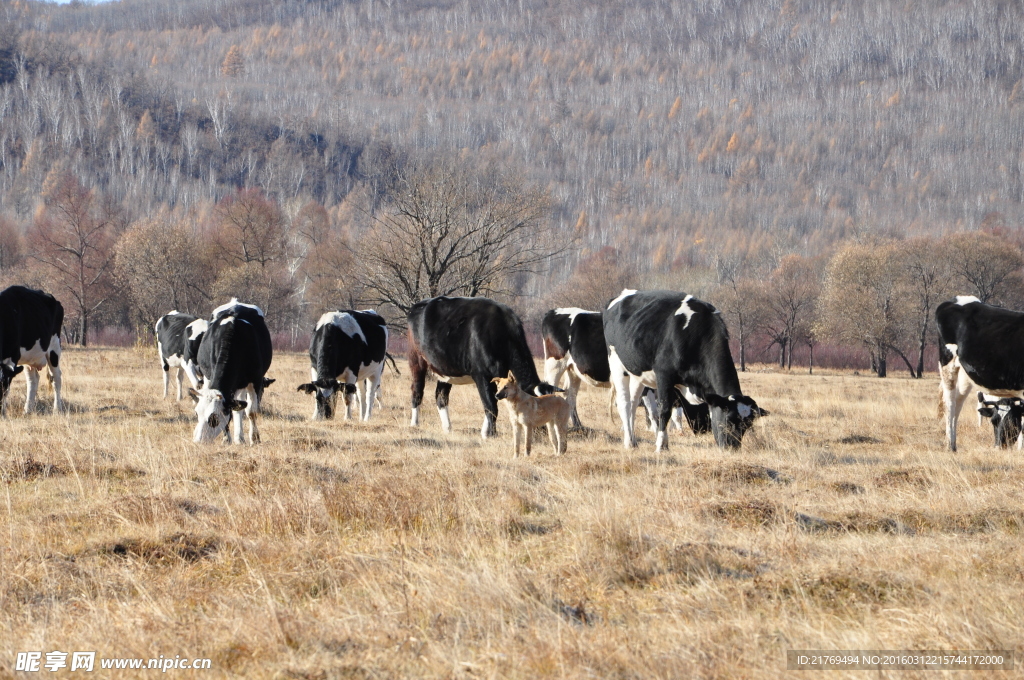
top-left (693, 462), bottom-right (791, 485)
top-left (610, 533), bottom-right (767, 587)
top-left (829, 481), bottom-right (865, 495)
top-left (97, 532), bottom-right (219, 563)
top-left (875, 468), bottom-right (931, 489)
top-left (838, 434), bottom-right (883, 445)
top-left (109, 495), bottom-right (222, 524)
top-left (704, 500), bottom-right (781, 527)
top-left (752, 571), bottom-right (927, 609)
top-left (1, 457), bottom-right (69, 480)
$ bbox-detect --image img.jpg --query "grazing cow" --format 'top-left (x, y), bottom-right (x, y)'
top-left (937, 295), bottom-right (1024, 451)
top-left (296, 310), bottom-right (388, 421)
top-left (542, 307), bottom-right (712, 434)
top-left (976, 393), bottom-right (1024, 448)
top-left (603, 289), bottom-right (767, 451)
top-left (407, 296), bottom-right (557, 439)
top-left (0, 285), bottom-right (64, 415)
top-left (155, 311), bottom-right (209, 399)
top-left (190, 299), bottom-right (274, 444)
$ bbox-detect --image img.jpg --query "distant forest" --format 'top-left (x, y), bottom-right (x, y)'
top-left (1, 0), bottom-right (1023, 371)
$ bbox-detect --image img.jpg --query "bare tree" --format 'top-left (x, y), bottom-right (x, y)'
top-left (757, 255), bottom-right (822, 370)
top-left (816, 241), bottom-right (915, 377)
top-left (357, 158), bottom-right (561, 317)
top-left (940, 232), bottom-right (1024, 305)
top-left (903, 237), bottom-right (952, 378)
top-left (27, 170), bottom-right (123, 345)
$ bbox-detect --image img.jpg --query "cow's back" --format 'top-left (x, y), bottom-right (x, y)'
top-left (408, 296), bottom-right (540, 386)
top-left (200, 306), bottom-right (272, 393)
top-left (937, 298), bottom-right (1024, 390)
top-left (0, 286), bottom-right (63, 356)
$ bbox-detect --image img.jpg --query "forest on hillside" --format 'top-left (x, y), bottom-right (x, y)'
top-left (1, 0), bottom-right (1024, 372)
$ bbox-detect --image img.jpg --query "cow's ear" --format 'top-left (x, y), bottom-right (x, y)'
top-left (297, 383), bottom-right (316, 394)
top-left (12, 365), bottom-right (24, 376)
top-left (188, 388), bottom-right (201, 403)
top-left (343, 383), bottom-right (357, 394)
top-left (703, 393), bottom-right (731, 409)
top-left (228, 400), bottom-right (248, 412)
top-left (753, 406), bottom-right (770, 417)
top-left (262, 377), bottom-right (275, 387)
top-left (978, 391), bottom-right (986, 403)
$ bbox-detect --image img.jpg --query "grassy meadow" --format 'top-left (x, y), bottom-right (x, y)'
top-left (1, 346), bottom-right (1022, 678)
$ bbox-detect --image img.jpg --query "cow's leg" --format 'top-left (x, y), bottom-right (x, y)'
top-left (245, 386), bottom-right (260, 445)
top-left (175, 367), bottom-right (185, 401)
top-left (435, 381), bottom-right (453, 432)
top-left (409, 349), bottom-right (427, 427)
top-left (608, 353), bottom-right (635, 448)
top-left (162, 362), bottom-right (171, 398)
top-left (671, 406), bottom-right (685, 431)
top-left (474, 376), bottom-right (498, 439)
top-left (641, 388), bottom-right (658, 432)
top-left (48, 351), bottom-right (63, 414)
top-left (565, 370), bottom-right (583, 429)
top-left (940, 361), bottom-right (968, 451)
top-left (342, 386), bottom-right (354, 420)
top-left (654, 380), bottom-right (676, 453)
top-left (363, 373), bottom-right (381, 421)
top-left (24, 367), bottom-right (40, 414)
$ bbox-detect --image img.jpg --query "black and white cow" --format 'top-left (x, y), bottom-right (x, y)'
top-left (603, 289), bottom-right (767, 451)
top-left (296, 310), bottom-right (388, 421)
top-left (976, 393), bottom-right (1024, 448)
top-left (190, 299), bottom-right (274, 444)
top-left (542, 307), bottom-right (711, 435)
top-left (408, 296), bottom-right (557, 438)
top-left (155, 311), bottom-right (209, 400)
top-left (937, 295), bottom-right (1024, 451)
top-left (0, 285), bottom-right (64, 415)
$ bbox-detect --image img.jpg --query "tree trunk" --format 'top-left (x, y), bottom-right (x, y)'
top-left (916, 310), bottom-right (928, 378)
top-left (79, 311), bottom-right (88, 347)
top-left (778, 339), bottom-right (786, 368)
top-left (876, 347), bottom-right (887, 378)
top-left (808, 343), bottom-right (814, 375)
top-left (739, 335), bottom-right (746, 372)
top-left (787, 338), bottom-right (794, 370)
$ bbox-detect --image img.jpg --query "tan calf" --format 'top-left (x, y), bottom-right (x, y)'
top-left (493, 371), bottom-right (571, 457)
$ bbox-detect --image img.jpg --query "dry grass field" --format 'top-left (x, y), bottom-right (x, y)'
top-left (1, 346), bottom-right (1023, 678)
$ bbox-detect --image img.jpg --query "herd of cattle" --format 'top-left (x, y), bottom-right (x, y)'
top-left (1, 283), bottom-right (1022, 454)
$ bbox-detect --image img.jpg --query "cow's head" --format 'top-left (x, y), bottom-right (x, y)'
top-left (977, 392), bottom-right (1024, 448)
top-left (703, 393), bottom-right (769, 448)
top-left (189, 387), bottom-right (247, 442)
top-left (296, 378), bottom-right (353, 419)
top-left (0, 362), bottom-right (25, 404)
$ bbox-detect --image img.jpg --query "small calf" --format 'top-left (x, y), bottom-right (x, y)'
top-left (493, 371), bottom-right (571, 457)
top-left (976, 392), bottom-right (1024, 448)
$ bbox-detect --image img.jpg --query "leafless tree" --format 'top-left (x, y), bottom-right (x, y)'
top-left (357, 157), bottom-right (562, 318)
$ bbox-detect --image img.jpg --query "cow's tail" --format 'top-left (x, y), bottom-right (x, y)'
top-left (384, 352), bottom-right (401, 375)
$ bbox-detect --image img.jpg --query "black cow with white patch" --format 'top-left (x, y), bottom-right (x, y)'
top-left (155, 311), bottom-right (209, 400)
top-left (976, 393), bottom-right (1024, 448)
top-left (542, 307), bottom-right (711, 435)
top-left (937, 295), bottom-right (1024, 451)
top-left (0, 285), bottom-right (64, 415)
top-left (408, 296), bottom-right (557, 438)
top-left (297, 310), bottom-right (388, 421)
top-left (603, 289), bottom-right (767, 451)
top-left (189, 299), bottom-right (274, 445)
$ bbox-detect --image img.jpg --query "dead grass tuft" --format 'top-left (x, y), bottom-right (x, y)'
top-left (838, 434), bottom-right (883, 444)
top-left (875, 467), bottom-right (931, 488)
top-left (752, 571), bottom-right (927, 609)
top-left (96, 532), bottom-right (219, 563)
top-left (704, 500), bottom-right (780, 527)
top-left (610, 533), bottom-right (766, 587)
top-left (323, 473), bottom-right (461, 532)
top-left (829, 481), bottom-right (865, 494)
top-left (2, 457), bottom-right (68, 480)
top-left (693, 462), bottom-right (791, 485)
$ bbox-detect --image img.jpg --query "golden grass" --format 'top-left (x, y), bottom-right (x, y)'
top-left (1, 348), bottom-right (1023, 678)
